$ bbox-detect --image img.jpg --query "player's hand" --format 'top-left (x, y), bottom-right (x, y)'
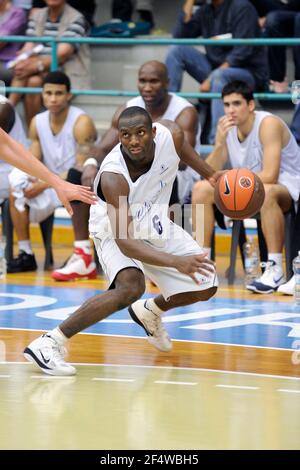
top-left (216, 116), bottom-right (235, 144)
top-left (24, 180), bottom-right (48, 199)
top-left (174, 254), bottom-right (215, 284)
top-left (53, 180), bottom-right (97, 215)
top-left (81, 165), bottom-right (98, 188)
top-left (208, 170), bottom-right (227, 188)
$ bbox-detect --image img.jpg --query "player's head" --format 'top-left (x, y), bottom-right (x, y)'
top-left (221, 80), bottom-right (255, 125)
top-left (137, 61), bottom-right (169, 107)
top-left (0, 97), bottom-right (15, 133)
top-left (118, 106), bottom-right (156, 163)
top-left (42, 71), bottom-right (72, 114)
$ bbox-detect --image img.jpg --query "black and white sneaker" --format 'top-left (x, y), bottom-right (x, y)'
top-left (24, 334), bottom-right (76, 376)
top-left (128, 299), bottom-right (172, 352)
top-left (246, 260), bottom-right (285, 294)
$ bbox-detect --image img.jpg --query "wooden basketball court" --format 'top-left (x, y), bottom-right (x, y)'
top-left (0, 250), bottom-right (300, 450)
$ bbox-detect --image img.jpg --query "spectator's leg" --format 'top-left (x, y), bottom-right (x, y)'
top-left (165, 46), bottom-right (212, 92)
top-left (265, 10), bottom-right (294, 81)
top-left (209, 67), bottom-right (255, 144)
top-left (294, 13), bottom-right (300, 80)
top-left (71, 202), bottom-right (90, 241)
top-left (9, 193), bottom-right (30, 243)
top-left (24, 74), bottom-right (43, 126)
top-left (112, 0), bottom-right (133, 21)
top-left (9, 77), bottom-right (27, 106)
top-left (249, 0), bottom-right (287, 17)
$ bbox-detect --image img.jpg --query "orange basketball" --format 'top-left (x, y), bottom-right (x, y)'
top-left (214, 168), bottom-right (265, 219)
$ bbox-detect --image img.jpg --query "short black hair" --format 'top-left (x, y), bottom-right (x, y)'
top-left (222, 80), bottom-right (254, 102)
top-left (42, 71), bottom-right (71, 92)
top-left (118, 106), bottom-right (152, 129)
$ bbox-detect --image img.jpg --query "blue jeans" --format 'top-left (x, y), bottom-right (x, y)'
top-left (165, 45), bottom-right (256, 143)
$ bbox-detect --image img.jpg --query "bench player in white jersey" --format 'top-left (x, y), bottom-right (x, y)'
top-left (23, 106), bottom-right (219, 376)
top-left (7, 71), bottom-right (98, 276)
top-left (84, 60), bottom-right (200, 205)
top-left (0, 124), bottom-right (96, 211)
top-left (192, 80), bottom-right (300, 294)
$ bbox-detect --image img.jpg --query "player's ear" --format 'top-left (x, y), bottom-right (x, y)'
top-left (249, 99), bottom-right (255, 112)
top-left (152, 126), bottom-right (156, 138)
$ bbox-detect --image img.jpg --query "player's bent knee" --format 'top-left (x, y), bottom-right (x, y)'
top-left (115, 271), bottom-right (146, 307)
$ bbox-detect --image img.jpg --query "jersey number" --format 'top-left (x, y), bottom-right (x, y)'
top-left (152, 215), bottom-right (163, 235)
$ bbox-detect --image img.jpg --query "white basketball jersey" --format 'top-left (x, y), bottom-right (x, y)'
top-left (0, 95), bottom-right (27, 199)
top-left (35, 105), bottom-right (86, 174)
top-left (226, 111), bottom-right (300, 201)
top-left (89, 123), bottom-right (180, 247)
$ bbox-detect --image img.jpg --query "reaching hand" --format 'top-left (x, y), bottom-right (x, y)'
top-left (208, 170), bottom-right (227, 188)
top-left (53, 179), bottom-right (97, 216)
top-left (174, 253), bottom-right (215, 285)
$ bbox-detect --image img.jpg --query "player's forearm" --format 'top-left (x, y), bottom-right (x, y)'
top-left (0, 128), bottom-right (61, 187)
top-left (116, 238), bottom-right (178, 268)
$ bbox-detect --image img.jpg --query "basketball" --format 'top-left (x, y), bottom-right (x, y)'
top-left (214, 168), bottom-right (265, 219)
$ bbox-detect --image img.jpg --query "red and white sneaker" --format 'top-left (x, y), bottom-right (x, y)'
top-left (51, 247), bottom-right (97, 281)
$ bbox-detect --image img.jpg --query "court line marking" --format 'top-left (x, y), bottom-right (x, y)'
top-left (2, 361), bottom-right (300, 381)
top-left (92, 377), bottom-right (135, 382)
top-left (30, 375), bottom-right (75, 380)
top-left (0, 327), bottom-right (296, 352)
top-left (216, 384), bottom-right (259, 390)
top-left (0, 375), bottom-right (11, 378)
top-left (154, 380), bottom-right (198, 386)
top-left (277, 389), bottom-right (300, 394)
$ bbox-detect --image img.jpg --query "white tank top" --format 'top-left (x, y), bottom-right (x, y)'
top-left (89, 123), bottom-right (180, 247)
top-left (0, 95), bottom-right (27, 175)
top-left (35, 105), bottom-right (86, 174)
top-left (226, 111), bottom-right (300, 201)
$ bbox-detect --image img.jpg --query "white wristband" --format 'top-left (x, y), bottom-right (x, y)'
top-left (83, 158), bottom-right (98, 167)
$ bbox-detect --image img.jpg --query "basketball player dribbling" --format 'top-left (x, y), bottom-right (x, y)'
top-left (192, 80), bottom-right (300, 295)
top-left (24, 106), bottom-right (219, 376)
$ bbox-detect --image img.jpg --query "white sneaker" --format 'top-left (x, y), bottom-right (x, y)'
top-left (52, 247), bottom-right (97, 281)
top-left (128, 299), bottom-right (172, 352)
top-left (24, 334), bottom-right (76, 376)
top-left (246, 260), bottom-right (285, 294)
top-left (277, 275), bottom-right (295, 295)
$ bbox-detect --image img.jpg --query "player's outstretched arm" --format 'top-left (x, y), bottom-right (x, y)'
top-left (0, 127), bottom-right (96, 214)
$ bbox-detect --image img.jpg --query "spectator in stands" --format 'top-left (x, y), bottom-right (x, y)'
top-left (262, 1), bottom-right (300, 93)
top-left (32, 0), bottom-right (96, 26)
top-left (7, 71), bottom-right (98, 276)
top-left (192, 80), bottom-right (300, 294)
top-left (9, 0), bottom-right (91, 126)
top-left (0, 0), bottom-right (27, 85)
top-left (0, 95), bottom-right (27, 207)
top-left (165, 0), bottom-right (269, 144)
top-left (87, 60), bottom-right (201, 207)
top-left (112, 0), bottom-right (154, 28)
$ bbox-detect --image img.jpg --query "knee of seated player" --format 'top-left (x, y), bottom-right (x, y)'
top-left (192, 180), bottom-right (214, 205)
top-left (261, 184), bottom-right (278, 208)
top-left (115, 268), bottom-right (146, 307)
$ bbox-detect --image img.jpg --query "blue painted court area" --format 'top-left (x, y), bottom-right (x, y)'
top-left (0, 283), bottom-right (300, 350)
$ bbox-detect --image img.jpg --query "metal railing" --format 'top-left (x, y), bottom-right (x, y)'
top-left (1, 35), bottom-right (298, 100)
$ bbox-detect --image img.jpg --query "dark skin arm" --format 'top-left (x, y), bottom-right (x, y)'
top-left (175, 106), bottom-right (199, 170)
top-left (101, 172), bottom-right (215, 284)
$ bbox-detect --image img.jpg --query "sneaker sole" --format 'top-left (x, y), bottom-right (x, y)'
top-left (51, 269), bottom-right (97, 282)
top-left (24, 347), bottom-right (54, 375)
top-left (128, 306), bottom-right (150, 336)
top-left (24, 348), bottom-right (76, 376)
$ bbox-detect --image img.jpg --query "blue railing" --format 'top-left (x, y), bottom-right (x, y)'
top-left (1, 35), bottom-right (298, 100)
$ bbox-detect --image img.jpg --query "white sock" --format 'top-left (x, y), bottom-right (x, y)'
top-left (49, 327), bottom-right (68, 346)
top-left (203, 247), bottom-right (211, 259)
top-left (146, 298), bottom-right (164, 315)
top-left (18, 240), bottom-right (32, 255)
top-left (74, 240), bottom-right (91, 255)
top-left (268, 253), bottom-right (283, 270)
